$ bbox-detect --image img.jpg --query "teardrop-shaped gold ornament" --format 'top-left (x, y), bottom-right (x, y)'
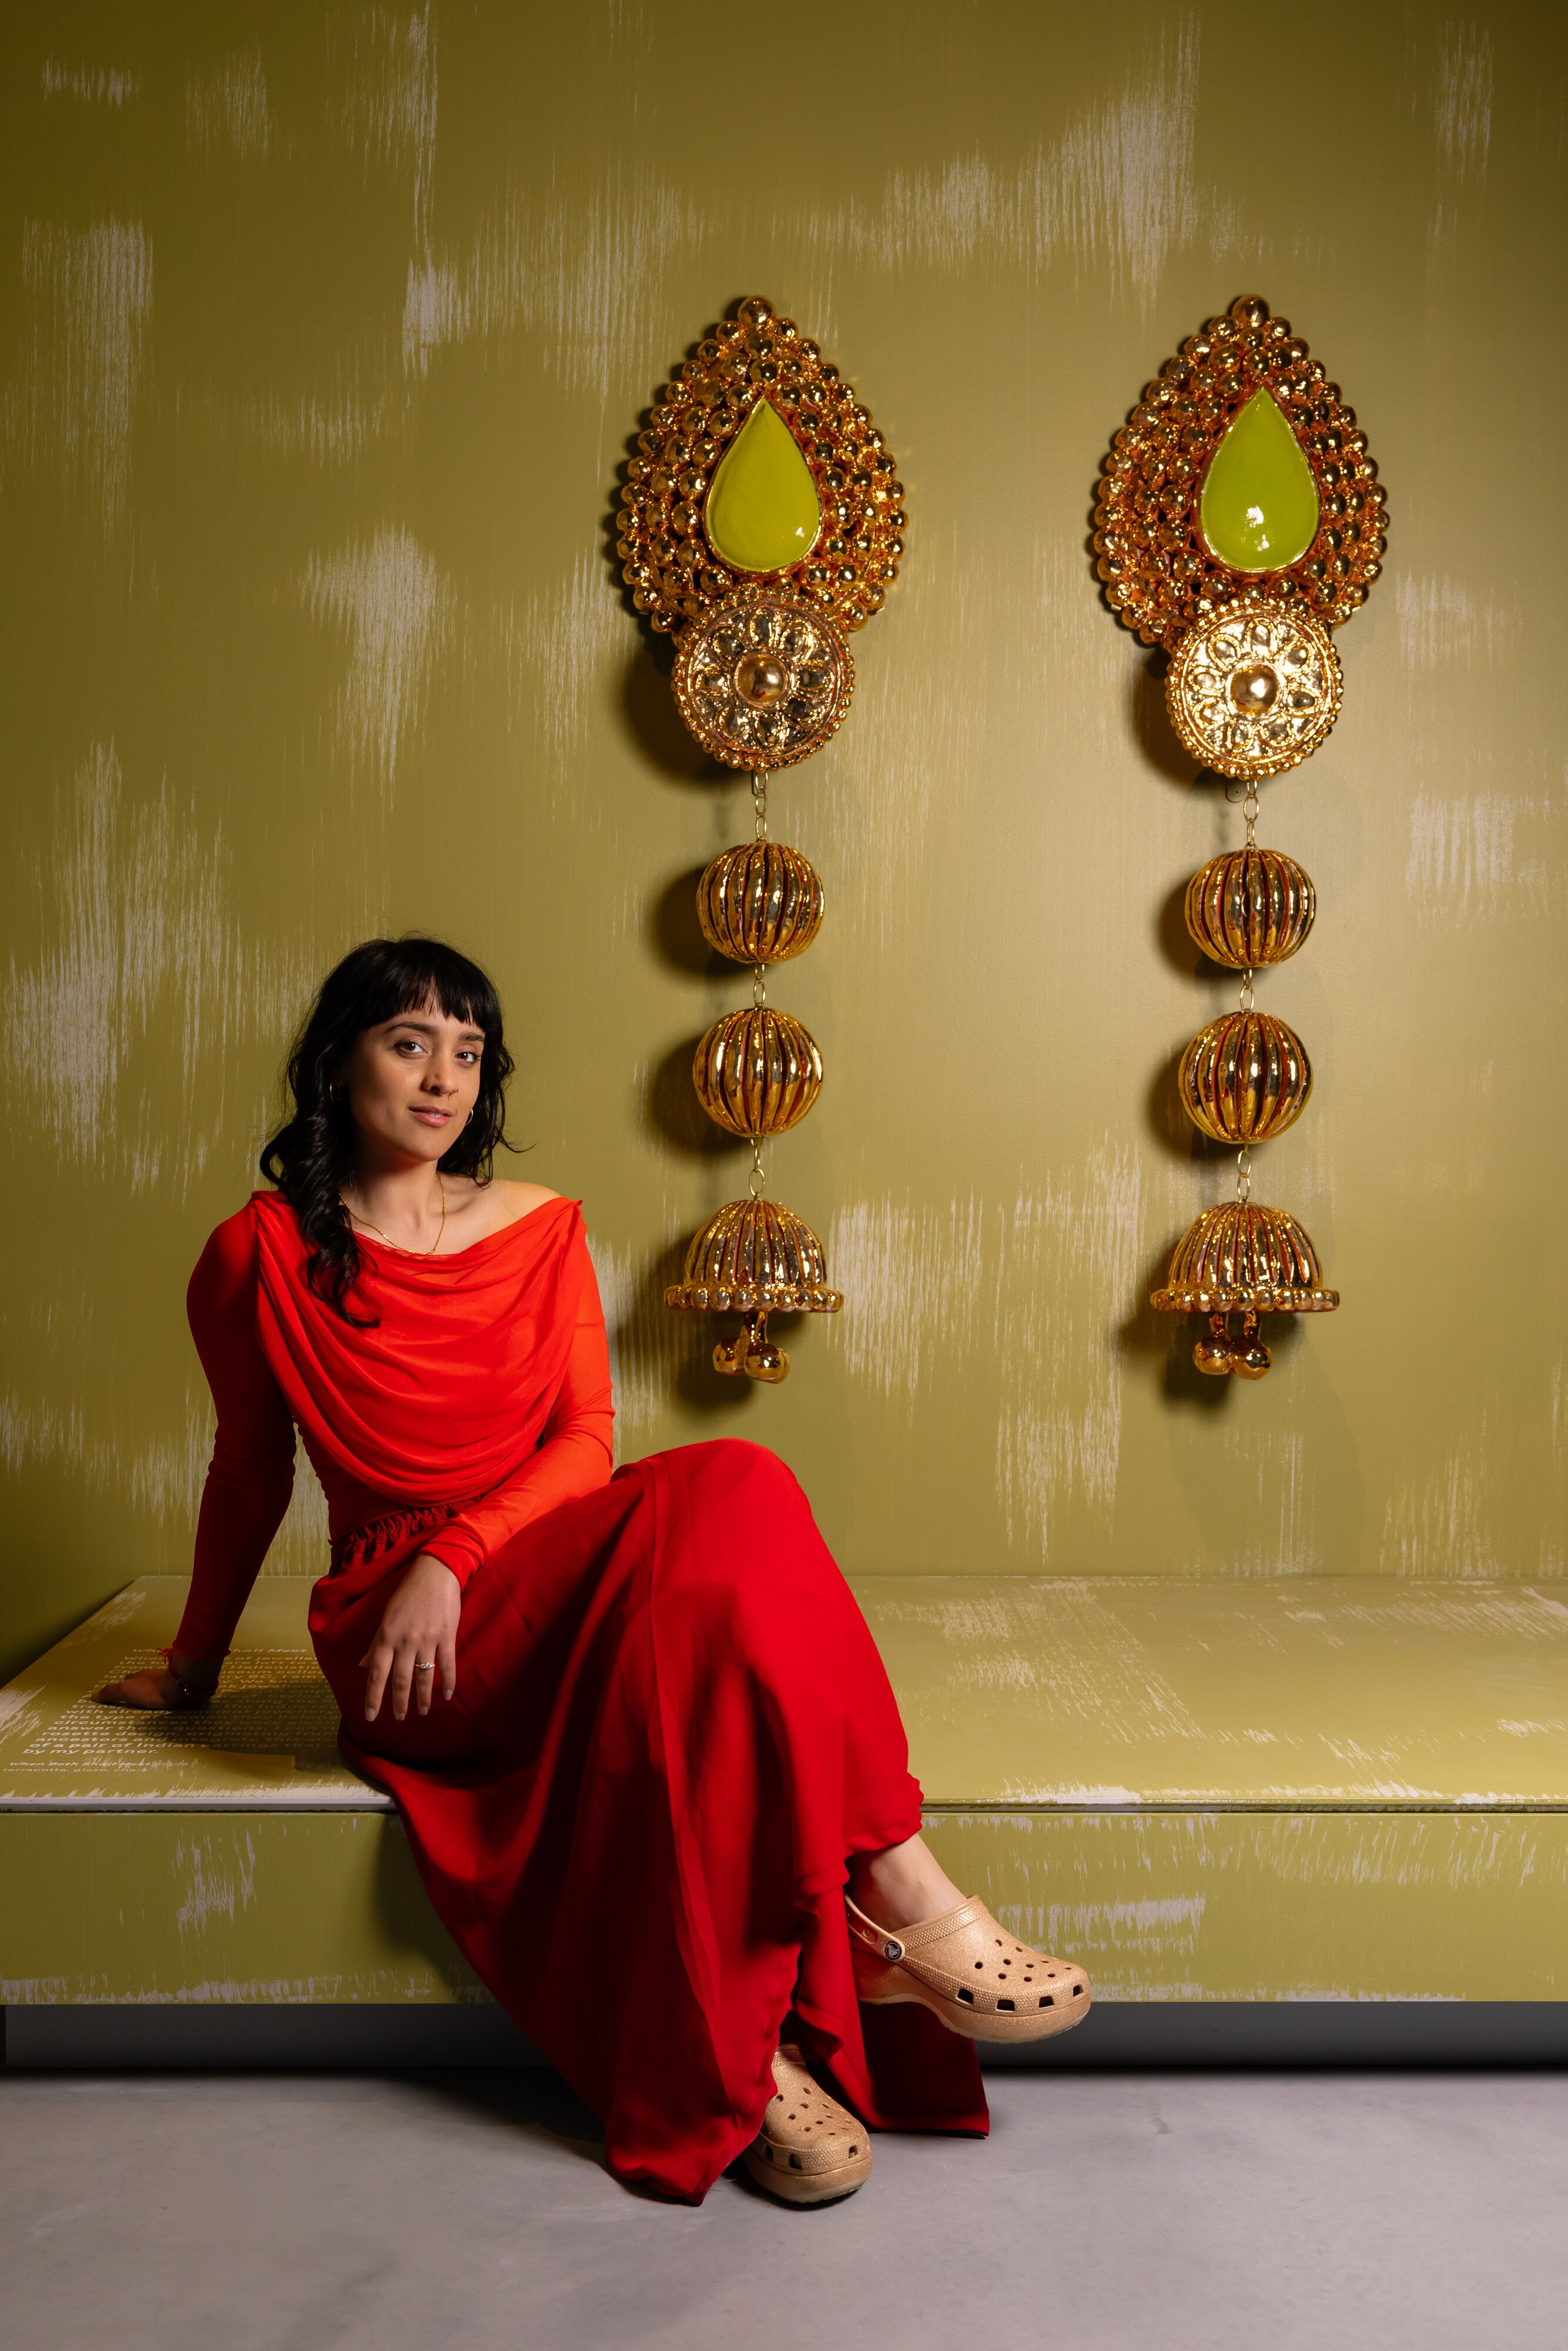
top-left (618, 296), bottom-right (904, 644)
top-left (1094, 294), bottom-right (1386, 652)
top-left (702, 399), bottom-right (823, 575)
top-left (698, 840), bottom-right (824, 964)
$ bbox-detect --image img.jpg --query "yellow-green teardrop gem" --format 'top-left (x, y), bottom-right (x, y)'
top-left (1199, 390), bottom-right (1321, 574)
top-left (703, 400), bottom-right (822, 574)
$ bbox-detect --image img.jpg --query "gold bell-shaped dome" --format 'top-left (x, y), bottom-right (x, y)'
top-left (1151, 1199), bottom-right (1337, 1381)
top-left (665, 1196), bottom-right (842, 1383)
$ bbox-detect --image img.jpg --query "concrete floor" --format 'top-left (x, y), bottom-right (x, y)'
top-left (4, 2069), bottom-right (1566, 2350)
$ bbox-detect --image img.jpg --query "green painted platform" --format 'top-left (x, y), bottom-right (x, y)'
top-left (2, 1575), bottom-right (1566, 2014)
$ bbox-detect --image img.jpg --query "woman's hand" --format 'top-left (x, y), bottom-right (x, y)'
top-left (359, 1552), bottom-right (461, 1724)
top-left (96, 1652), bottom-right (220, 1710)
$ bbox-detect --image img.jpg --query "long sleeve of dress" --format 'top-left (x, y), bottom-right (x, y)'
top-left (418, 1253), bottom-right (615, 1588)
top-left (172, 1213), bottom-right (298, 1662)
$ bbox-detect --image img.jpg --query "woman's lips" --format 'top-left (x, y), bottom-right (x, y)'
top-left (411, 1108), bottom-right (452, 1125)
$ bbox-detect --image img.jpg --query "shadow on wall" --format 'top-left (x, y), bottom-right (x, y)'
top-left (644, 1034), bottom-right (747, 1161)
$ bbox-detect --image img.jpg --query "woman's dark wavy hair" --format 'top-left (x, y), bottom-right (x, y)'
top-left (260, 936), bottom-right (515, 1324)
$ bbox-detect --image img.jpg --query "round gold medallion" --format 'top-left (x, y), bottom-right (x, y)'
top-left (692, 1007), bottom-right (823, 1137)
top-left (672, 590), bottom-right (853, 771)
top-left (696, 840), bottom-right (824, 964)
top-left (1184, 845), bottom-right (1315, 969)
top-left (1165, 596), bottom-right (1342, 780)
top-left (1178, 1011), bottom-right (1312, 1144)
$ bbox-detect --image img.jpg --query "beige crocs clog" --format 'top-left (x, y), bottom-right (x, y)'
top-left (846, 1894), bottom-right (1091, 2045)
top-left (742, 2044), bottom-right (873, 2206)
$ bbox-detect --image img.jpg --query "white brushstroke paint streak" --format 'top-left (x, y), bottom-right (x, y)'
top-left (6, 746), bottom-right (220, 1180)
top-left (337, 5), bottom-right (440, 350)
top-left (1396, 571), bottom-right (1516, 670)
top-left (1433, 24), bottom-right (1493, 179)
top-left (241, 385), bottom-right (391, 465)
top-left (585, 1233), bottom-right (689, 1453)
top-left (16, 220), bottom-right (152, 530)
top-left (1379, 1434), bottom-right (1503, 1578)
top-left (828, 1195), bottom-right (986, 1410)
top-left (1405, 785), bottom-right (1558, 921)
top-left (993, 1144), bottom-right (1144, 1560)
top-left (174, 1831), bottom-right (257, 1939)
top-left (812, 19), bottom-right (1201, 304)
top-left (404, 175), bottom-right (704, 397)
top-left (487, 549), bottom-right (626, 779)
top-left (303, 529), bottom-right (454, 806)
top-left (186, 50), bottom-right (274, 158)
top-left (42, 63), bottom-right (139, 104)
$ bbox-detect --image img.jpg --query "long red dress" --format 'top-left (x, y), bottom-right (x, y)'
top-left (173, 1190), bottom-right (986, 2199)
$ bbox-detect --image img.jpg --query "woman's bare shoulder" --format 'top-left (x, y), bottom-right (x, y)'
top-left (481, 1178), bottom-right (563, 1234)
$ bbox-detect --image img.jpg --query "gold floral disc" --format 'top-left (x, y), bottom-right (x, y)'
top-left (673, 590), bottom-right (853, 771)
top-left (1165, 596), bottom-right (1342, 780)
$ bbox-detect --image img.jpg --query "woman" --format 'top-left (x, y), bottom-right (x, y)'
top-left (100, 936), bottom-right (1090, 2205)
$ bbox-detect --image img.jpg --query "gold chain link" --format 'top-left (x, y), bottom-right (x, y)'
top-left (749, 776), bottom-right (770, 1202)
top-left (1236, 1145), bottom-right (1252, 1203)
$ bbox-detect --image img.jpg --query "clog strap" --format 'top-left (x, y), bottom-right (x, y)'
top-left (845, 1893), bottom-right (984, 1965)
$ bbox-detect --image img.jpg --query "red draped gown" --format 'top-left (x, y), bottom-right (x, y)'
top-left (173, 1190), bottom-right (986, 2200)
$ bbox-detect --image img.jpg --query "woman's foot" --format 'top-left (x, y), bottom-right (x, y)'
top-left (95, 1653), bottom-right (219, 1711)
top-left (846, 1831), bottom-right (966, 1931)
top-left (846, 1891), bottom-right (1091, 2046)
top-left (741, 2046), bottom-right (872, 2207)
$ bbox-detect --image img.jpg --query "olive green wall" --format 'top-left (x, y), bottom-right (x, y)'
top-left (2, 0), bottom-right (1562, 1677)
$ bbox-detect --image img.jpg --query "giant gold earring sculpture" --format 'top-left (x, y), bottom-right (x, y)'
top-left (1095, 295), bottom-right (1387, 1379)
top-left (617, 297), bottom-right (905, 1381)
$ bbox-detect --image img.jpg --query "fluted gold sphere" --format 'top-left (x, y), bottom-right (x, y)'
top-left (1185, 846), bottom-right (1316, 969)
top-left (692, 1007), bottom-right (822, 1137)
top-left (1150, 1200), bottom-right (1338, 1315)
top-left (665, 1196), bottom-right (843, 1315)
top-left (1178, 1011), bottom-right (1312, 1144)
top-left (697, 840), bottom-right (825, 964)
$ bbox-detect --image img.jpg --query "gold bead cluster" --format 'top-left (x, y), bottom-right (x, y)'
top-left (1094, 296), bottom-right (1388, 651)
top-left (617, 296), bottom-right (906, 640)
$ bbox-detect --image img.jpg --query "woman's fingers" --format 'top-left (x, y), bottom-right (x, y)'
top-left (388, 1641), bottom-right (417, 1721)
top-left (437, 1626), bottom-right (457, 1704)
top-left (362, 1639), bottom-right (394, 1722)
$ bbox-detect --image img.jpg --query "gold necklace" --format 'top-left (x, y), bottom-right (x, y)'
top-left (343, 1175), bottom-right (447, 1256)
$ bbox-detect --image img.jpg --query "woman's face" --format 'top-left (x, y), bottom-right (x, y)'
top-left (341, 1002), bottom-right (485, 1167)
